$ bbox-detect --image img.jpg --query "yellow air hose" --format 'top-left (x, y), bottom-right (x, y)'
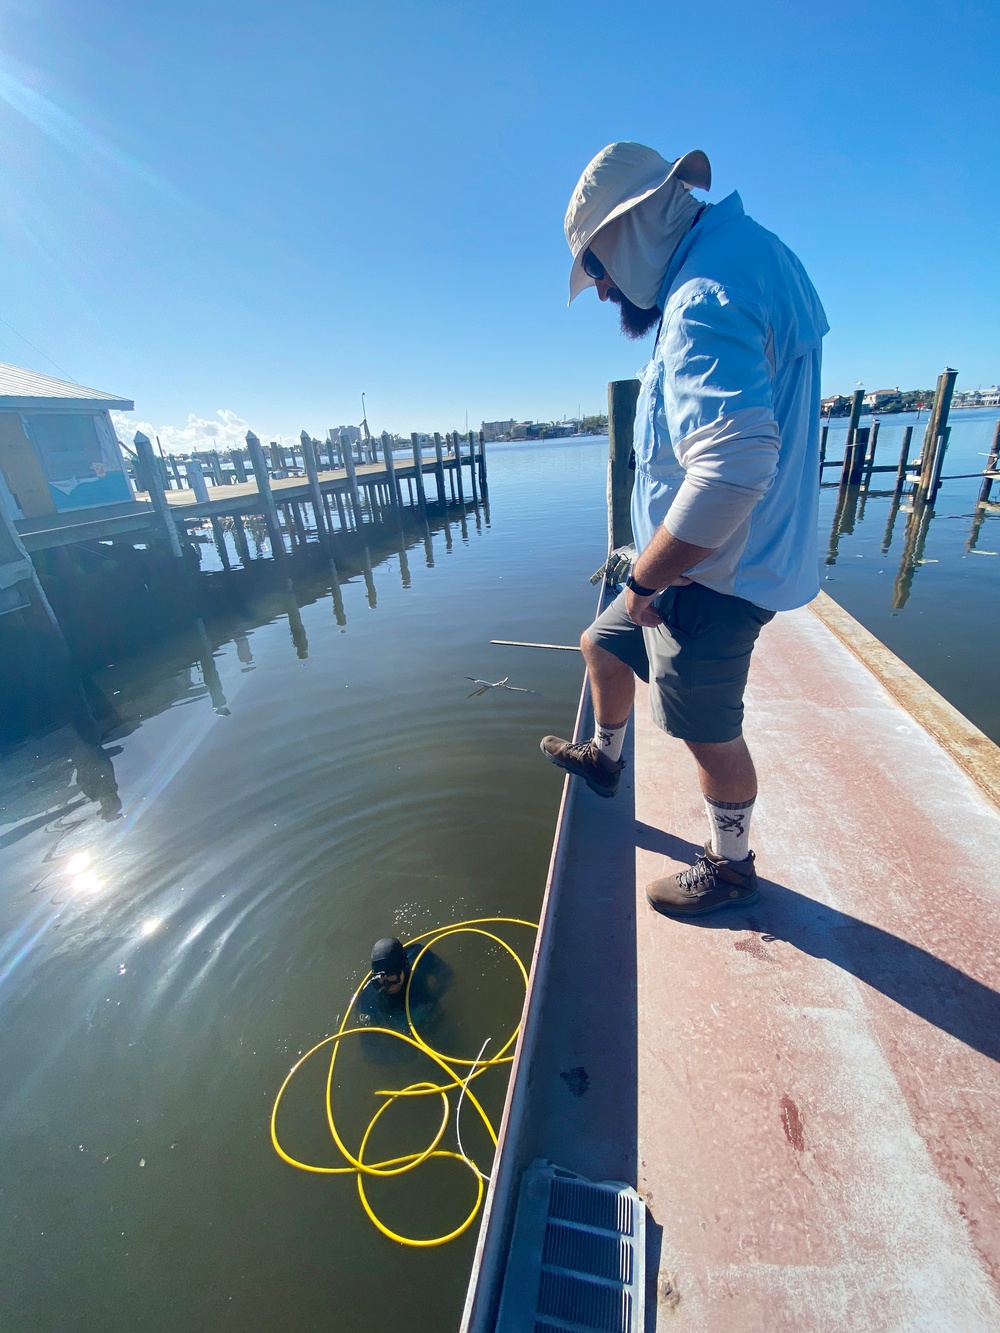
top-left (270, 916), bottom-right (537, 1247)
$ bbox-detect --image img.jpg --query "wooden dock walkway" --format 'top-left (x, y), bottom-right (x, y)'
top-left (462, 592), bottom-right (1000, 1331)
top-left (14, 443), bottom-right (484, 554)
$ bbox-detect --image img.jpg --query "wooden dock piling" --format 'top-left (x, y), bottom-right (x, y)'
top-left (206, 450), bottom-right (225, 486)
top-left (916, 368), bottom-right (958, 502)
top-left (246, 431), bottom-right (284, 552)
top-left (838, 389), bottom-right (866, 487)
top-left (453, 432), bottom-right (465, 505)
top-left (894, 425), bottom-right (915, 495)
top-left (381, 431), bottom-right (401, 509)
top-left (341, 433), bottom-right (364, 527)
top-left (410, 433), bottom-right (428, 512)
top-left (978, 420), bottom-right (1000, 505)
top-left (229, 449), bottom-right (248, 484)
top-left (431, 431), bottom-right (447, 505)
top-left (134, 431), bottom-right (183, 559)
top-left (300, 433), bottom-right (329, 538)
top-left (185, 457), bottom-right (210, 504)
top-left (467, 431), bottom-right (479, 504)
top-left (608, 378), bottom-right (640, 550)
top-left (478, 429), bottom-right (488, 492)
top-left (819, 424), bottom-right (829, 470)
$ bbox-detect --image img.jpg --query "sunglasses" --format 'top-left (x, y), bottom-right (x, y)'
top-left (582, 248), bottom-right (606, 282)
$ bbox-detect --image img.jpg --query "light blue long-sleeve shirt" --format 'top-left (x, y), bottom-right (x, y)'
top-left (630, 191), bottom-right (829, 612)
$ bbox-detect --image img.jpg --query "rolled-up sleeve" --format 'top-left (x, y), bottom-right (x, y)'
top-left (658, 283), bottom-right (779, 549)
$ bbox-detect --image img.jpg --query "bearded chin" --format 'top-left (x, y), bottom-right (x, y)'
top-left (610, 289), bottom-right (661, 340)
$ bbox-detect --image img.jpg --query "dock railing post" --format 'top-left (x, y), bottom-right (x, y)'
top-left (382, 431), bottom-right (401, 508)
top-left (432, 432), bottom-right (447, 505)
top-left (301, 432), bottom-right (328, 538)
top-left (229, 448), bottom-right (248, 484)
top-left (916, 367), bottom-right (958, 502)
top-left (246, 430), bottom-right (284, 552)
top-left (134, 431), bottom-right (183, 559)
top-left (410, 433), bottom-right (428, 512)
top-left (608, 379), bottom-right (639, 552)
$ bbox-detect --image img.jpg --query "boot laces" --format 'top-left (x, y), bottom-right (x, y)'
top-left (677, 854), bottom-right (717, 897)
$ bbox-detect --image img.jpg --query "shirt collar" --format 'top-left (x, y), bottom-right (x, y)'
top-left (656, 191), bottom-right (745, 309)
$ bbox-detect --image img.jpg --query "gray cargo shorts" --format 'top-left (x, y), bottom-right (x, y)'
top-left (586, 583), bottom-right (775, 744)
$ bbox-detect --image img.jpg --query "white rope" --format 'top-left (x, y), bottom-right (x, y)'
top-left (456, 1038), bottom-right (492, 1181)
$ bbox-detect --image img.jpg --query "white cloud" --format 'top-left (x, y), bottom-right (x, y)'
top-left (111, 408), bottom-right (254, 455)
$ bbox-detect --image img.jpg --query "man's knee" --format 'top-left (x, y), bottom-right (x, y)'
top-left (581, 631), bottom-right (631, 677)
top-left (684, 735), bottom-right (744, 753)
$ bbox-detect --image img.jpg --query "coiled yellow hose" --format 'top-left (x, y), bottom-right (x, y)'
top-left (270, 917), bottom-right (537, 1247)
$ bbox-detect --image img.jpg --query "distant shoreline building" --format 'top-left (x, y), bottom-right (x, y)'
top-left (863, 387), bottom-right (901, 410)
top-left (481, 419), bottom-right (515, 441)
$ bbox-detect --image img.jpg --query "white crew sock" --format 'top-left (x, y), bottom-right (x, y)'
top-left (593, 717), bottom-right (627, 765)
top-left (705, 795), bottom-right (755, 862)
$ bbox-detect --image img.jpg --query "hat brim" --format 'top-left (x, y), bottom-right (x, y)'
top-left (567, 148), bottom-right (711, 304)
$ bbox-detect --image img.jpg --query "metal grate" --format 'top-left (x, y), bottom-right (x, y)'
top-left (495, 1160), bottom-right (645, 1333)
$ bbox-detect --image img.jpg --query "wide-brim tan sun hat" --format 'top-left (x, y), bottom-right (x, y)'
top-left (565, 142), bottom-right (711, 304)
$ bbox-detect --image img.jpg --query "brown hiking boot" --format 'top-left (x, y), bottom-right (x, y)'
top-left (646, 843), bottom-right (758, 917)
top-left (540, 735), bottom-right (624, 798)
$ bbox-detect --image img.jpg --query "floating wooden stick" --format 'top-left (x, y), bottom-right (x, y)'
top-left (490, 639), bottom-right (581, 651)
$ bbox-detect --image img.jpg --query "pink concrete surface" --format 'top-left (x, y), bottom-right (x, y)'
top-left (635, 604), bottom-right (1000, 1330)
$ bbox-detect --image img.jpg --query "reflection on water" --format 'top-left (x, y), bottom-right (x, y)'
top-left (0, 441), bottom-right (604, 1333)
top-left (0, 424), bottom-right (997, 1331)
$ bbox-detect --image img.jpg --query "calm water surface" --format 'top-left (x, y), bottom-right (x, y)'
top-left (1, 422), bottom-right (997, 1331)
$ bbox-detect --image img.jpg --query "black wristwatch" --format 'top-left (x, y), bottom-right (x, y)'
top-left (625, 573), bottom-right (658, 598)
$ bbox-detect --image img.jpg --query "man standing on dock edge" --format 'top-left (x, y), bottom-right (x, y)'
top-left (541, 141), bottom-right (827, 917)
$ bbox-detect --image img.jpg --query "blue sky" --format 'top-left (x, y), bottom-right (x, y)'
top-left (0, 0), bottom-right (997, 447)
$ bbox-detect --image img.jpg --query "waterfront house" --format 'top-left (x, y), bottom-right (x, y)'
top-left (0, 364), bottom-right (134, 522)
top-left (821, 394), bottom-right (850, 415)
top-left (863, 387), bottom-right (901, 409)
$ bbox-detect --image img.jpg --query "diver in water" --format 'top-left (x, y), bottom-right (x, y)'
top-left (357, 936), bottom-right (453, 1063)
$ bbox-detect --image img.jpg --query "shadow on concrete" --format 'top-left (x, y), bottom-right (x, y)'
top-left (635, 824), bottom-right (1000, 1064)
